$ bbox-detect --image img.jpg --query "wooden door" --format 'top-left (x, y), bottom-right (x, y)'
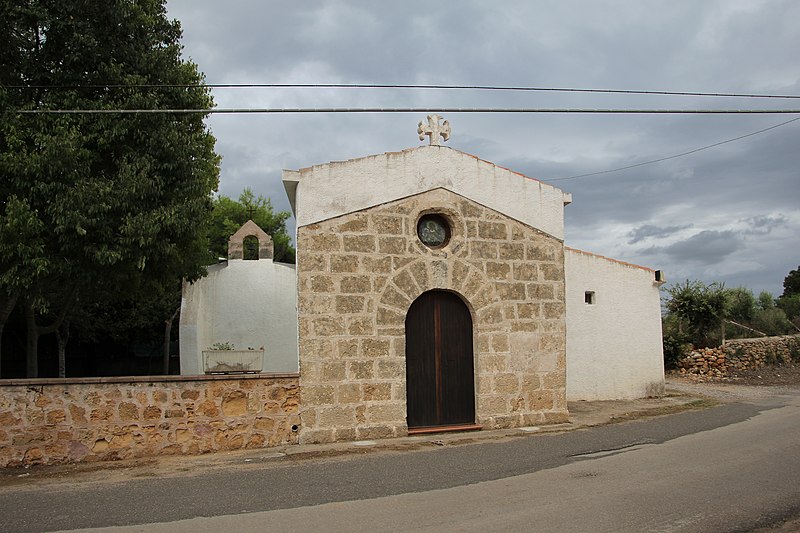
top-left (405, 290), bottom-right (475, 428)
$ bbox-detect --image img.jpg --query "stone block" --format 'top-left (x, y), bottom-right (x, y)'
top-left (379, 236), bottom-right (407, 255)
top-left (330, 255), bottom-right (359, 273)
top-left (340, 275), bottom-right (372, 293)
top-left (526, 244), bottom-right (556, 261)
top-left (118, 403), bottom-right (139, 421)
top-left (337, 215), bottom-right (368, 232)
top-left (336, 295), bottom-right (365, 314)
top-left (470, 241), bottom-right (497, 259)
top-left (349, 360), bottom-right (375, 380)
top-left (343, 235), bottom-right (376, 253)
top-left (393, 269), bottom-right (419, 298)
top-left (361, 338), bottom-right (391, 358)
top-left (222, 391), bottom-right (248, 417)
top-left (541, 264), bottom-right (564, 282)
top-left (362, 256), bottom-right (392, 273)
top-left (356, 425), bottom-right (395, 440)
top-left (347, 317), bottom-right (375, 336)
top-left (319, 406), bottom-right (356, 428)
top-left (372, 215), bottom-right (404, 235)
top-left (499, 243), bottom-right (525, 260)
top-left (304, 234), bottom-right (341, 252)
top-left (337, 384), bottom-right (362, 403)
top-left (494, 373), bottom-right (520, 394)
top-left (367, 403), bottom-right (405, 424)
top-left (485, 262), bottom-right (511, 280)
top-left (513, 264), bottom-right (539, 281)
top-left (321, 361), bottom-right (347, 381)
top-left (310, 275), bottom-right (335, 292)
top-left (496, 282), bottom-right (526, 301)
top-left (337, 339), bottom-right (360, 358)
top-left (363, 383), bottom-right (392, 401)
top-left (478, 221), bottom-right (508, 240)
top-left (380, 285), bottom-right (410, 310)
top-left (302, 385), bottom-right (335, 405)
top-left (312, 317), bottom-right (346, 336)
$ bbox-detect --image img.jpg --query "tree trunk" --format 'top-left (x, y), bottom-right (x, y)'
top-left (163, 306), bottom-right (180, 375)
top-left (56, 320), bottom-right (70, 378)
top-left (23, 290), bottom-right (77, 378)
top-left (0, 293), bottom-right (19, 378)
top-left (23, 299), bottom-right (39, 378)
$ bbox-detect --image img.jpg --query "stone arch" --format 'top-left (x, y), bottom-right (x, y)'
top-left (376, 257), bottom-right (499, 329)
top-left (227, 220), bottom-right (273, 260)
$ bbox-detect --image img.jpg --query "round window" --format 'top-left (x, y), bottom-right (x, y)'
top-left (417, 214), bottom-right (450, 248)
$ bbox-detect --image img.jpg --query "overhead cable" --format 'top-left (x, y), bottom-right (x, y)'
top-left (6, 83), bottom-right (800, 99)
top-left (12, 107), bottom-right (800, 115)
top-left (542, 116), bottom-right (800, 182)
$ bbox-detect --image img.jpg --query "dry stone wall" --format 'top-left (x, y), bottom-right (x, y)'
top-left (296, 188), bottom-right (568, 445)
top-left (677, 335), bottom-right (800, 377)
top-left (0, 374), bottom-right (299, 467)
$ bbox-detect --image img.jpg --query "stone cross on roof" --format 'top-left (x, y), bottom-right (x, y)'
top-left (417, 114), bottom-right (451, 146)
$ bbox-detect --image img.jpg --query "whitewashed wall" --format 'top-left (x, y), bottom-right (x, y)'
top-left (179, 259), bottom-right (298, 374)
top-left (283, 145), bottom-right (572, 240)
top-left (565, 248), bottom-right (665, 400)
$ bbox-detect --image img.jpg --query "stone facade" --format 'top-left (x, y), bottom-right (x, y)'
top-left (296, 188), bottom-right (568, 444)
top-left (0, 374), bottom-right (299, 467)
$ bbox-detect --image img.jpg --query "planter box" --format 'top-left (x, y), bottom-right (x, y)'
top-left (202, 350), bottom-right (264, 374)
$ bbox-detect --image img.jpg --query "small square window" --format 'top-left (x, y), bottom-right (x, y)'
top-left (584, 291), bottom-right (595, 305)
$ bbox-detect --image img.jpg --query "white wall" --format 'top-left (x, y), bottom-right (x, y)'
top-left (179, 259), bottom-right (298, 374)
top-left (565, 248), bottom-right (665, 400)
top-left (283, 145), bottom-right (571, 239)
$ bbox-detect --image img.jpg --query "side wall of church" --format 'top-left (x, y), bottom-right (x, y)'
top-left (565, 248), bottom-right (665, 400)
top-left (296, 188), bottom-right (568, 445)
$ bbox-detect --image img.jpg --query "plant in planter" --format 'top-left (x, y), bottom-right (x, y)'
top-left (203, 342), bottom-right (264, 373)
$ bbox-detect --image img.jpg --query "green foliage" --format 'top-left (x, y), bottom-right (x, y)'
top-left (777, 294), bottom-right (800, 321)
top-left (664, 280), bottom-right (727, 348)
top-left (752, 307), bottom-right (793, 337)
top-left (1, 1), bottom-right (220, 376)
top-left (661, 315), bottom-right (691, 369)
top-left (209, 188), bottom-right (295, 263)
top-left (757, 291), bottom-right (776, 311)
top-left (782, 266), bottom-right (800, 298)
top-left (724, 287), bottom-right (757, 323)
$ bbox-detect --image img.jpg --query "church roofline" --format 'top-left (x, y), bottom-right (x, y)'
top-left (565, 246), bottom-right (656, 273)
top-left (282, 145), bottom-right (572, 218)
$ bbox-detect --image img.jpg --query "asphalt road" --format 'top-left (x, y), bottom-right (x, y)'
top-left (1, 386), bottom-right (799, 532)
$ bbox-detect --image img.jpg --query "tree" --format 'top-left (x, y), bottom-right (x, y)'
top-left (209, 189), bottom-right (295, 263)
top-left (1, 1), bottom-right (220, 377)
top-left (664, 280), bottom-right (727, 348)
top-left (782, 266), bottom-right (800, 298)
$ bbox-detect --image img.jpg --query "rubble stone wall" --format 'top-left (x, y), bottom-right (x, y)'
top-left (0, 374), bottom-right (300, 467)
top-left (296, 188), bottom-right (569, 445)
top-left (677, 335), bottom-right (800, 377)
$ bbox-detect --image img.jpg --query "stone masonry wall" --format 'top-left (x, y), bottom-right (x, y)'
top-left (0, 374), bottom-right (300, 467)
top-left (296, 188), bottom-right (568, 444)
top-left (677, 335), bottom-right (800, 377)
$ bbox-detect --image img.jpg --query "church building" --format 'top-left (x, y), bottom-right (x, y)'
top-left (180, 116), bottom-right (665, 445)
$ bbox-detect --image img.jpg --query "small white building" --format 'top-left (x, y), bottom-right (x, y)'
top-left (179, 221), bottom-right (298, 375)
top-left (180, 116), bottom-right (665, 442)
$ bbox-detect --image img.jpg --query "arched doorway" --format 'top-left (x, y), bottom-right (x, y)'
top-left (405, 290), bottom-right (475, 430)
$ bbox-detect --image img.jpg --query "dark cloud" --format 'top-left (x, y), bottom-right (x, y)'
top-left (739, 214), bottom-right (789, 235)
top-left (627, 224), bottom-right (693, 245)
top-left (643, 230), bottom-right (743, 264)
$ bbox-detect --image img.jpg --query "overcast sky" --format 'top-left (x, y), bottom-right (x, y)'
top-left (166, 0), bottom-right (799, 297)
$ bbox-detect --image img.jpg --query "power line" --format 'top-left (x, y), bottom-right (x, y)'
top-left (12, 107), bottom-right (800, 115)
top-left (542, 116), bottom-right (800, 182)
top-left (6, 83), bottom-right (800, 99)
